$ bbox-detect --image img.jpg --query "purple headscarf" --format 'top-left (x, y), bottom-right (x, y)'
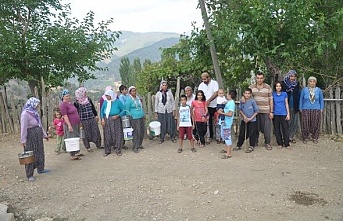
top-left (23, 97), bottom-right (42, 127)
top-left (284, 70), bottom-right (298, 92)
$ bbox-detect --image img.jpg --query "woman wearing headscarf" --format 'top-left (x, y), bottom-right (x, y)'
top-left (154, 80), bottom-right (177, 144)
top-left (100, 89), bottom-right (126, 156)
top-left (126, 86), bottom-right (145, 153)
top-left (20, 97), bottom-right (50, 181)
top-left (99, 86), bottom-right (113, 111)
top-left (74, 87), bottom-right (102, 151)
top-left (299, 76), bottom-right (324, 144)
top-left (59, 89), bottom-right (83, 160)
top-left (281, 70), bottom-right (301, 143)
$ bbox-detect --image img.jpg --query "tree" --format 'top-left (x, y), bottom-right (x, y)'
top-left (119, 57), bottom-right (132, 86)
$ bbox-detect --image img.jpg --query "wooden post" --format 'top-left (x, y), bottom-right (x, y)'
top-left (0, 92), bottom-right (6, 133)
top-left (9, 95), bottom-right (20, 133)
top-left (174, 77), bottom-right (181, 120)
top-left (41, 77), bottom-right (48, 132)
top-left (147, 92), bottom-right (152, 124)
top-left (329, 88), bottom-right (336, 135)
top-left (335, 85), bottom-right (342, 135)
top-left (1, 92), bottom-right (14, 133)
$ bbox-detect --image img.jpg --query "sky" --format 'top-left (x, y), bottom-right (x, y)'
top-left (62, 0), bottom-right (203, 34)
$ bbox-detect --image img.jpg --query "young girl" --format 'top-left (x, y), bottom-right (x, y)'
top-left (273, 82), bottom-right (290, 149)
top-left (53, 110), bottom-right (66, 154)
top-left (191, 90), bottom-right (208, 147)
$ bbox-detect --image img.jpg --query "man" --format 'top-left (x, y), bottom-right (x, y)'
top-left (281, 70), bottom-right (301, 143)
top-left (249, 72), bottom-right (273, 150)
top-left (185, 86), bottom-right (195, 106)
top-left (118, 85), bottom-right (128, 105)
top-left (198, 71), bottom-right (219, 143)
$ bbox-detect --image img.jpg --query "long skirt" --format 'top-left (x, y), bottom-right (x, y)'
top-left (81, 118), bottom-right (101, 149)
top-left (301, 109), bottom-right (321, 140)
top-left (158, 112), bottom-right (176, 141)
top-left (103, 117), bottom-right (123, 154)
top-left (24, 126), bottom-right (45, 178)
top-left (63, 124), bottom-right (80, 156)
top-left (131, 117), bottom-right (145, 150)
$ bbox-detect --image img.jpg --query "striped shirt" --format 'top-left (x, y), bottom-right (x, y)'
top-left (250, 83), bottom-right (272, 113)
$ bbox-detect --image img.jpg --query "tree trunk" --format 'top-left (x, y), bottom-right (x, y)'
top-left (28, 79), bottom-right (38, 97)
top-left (199, 0), bottom-right (224, 89)
top-left (264, 57), bottom-right (281, 85)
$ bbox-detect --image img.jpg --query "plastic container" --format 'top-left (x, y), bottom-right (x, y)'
top-left (149, 121), bottom-right (161, 136)
top-left (18, 151), bottom-right (34, 165)
top-left (64, 137), bottom-right (80, 152)
top-left (123, 127), bottom-right (133, 141)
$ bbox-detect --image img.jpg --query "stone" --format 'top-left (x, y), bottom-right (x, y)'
top-left (0, 204), bottom-right (8, 214)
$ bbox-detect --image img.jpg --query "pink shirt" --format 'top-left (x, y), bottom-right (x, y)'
top-left (59, 101), bottom-right (80, 126)
top-left (53, 118), bottom-right (64, 136)
top-left (192, 100), bottom-right (207, 122)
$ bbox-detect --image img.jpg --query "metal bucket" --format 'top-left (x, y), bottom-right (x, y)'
top-left (18, 151), bottom-right (35, 165)
top-left (121, 115), bottom-right (131, 128)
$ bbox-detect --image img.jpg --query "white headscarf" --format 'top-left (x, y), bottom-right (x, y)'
top-left (104, 89), bottom-right (116, 118)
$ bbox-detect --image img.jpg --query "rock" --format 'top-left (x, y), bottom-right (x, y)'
top-left (0, 204), bottom-right (8, 214)
top-left (214, 190), bottom-right (219, 195)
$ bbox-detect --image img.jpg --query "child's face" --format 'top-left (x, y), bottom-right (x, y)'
top-left (226, 92), bottom-right (231, 100)
top-left (56, 112), bottom-right (62, 119)
top-left (275, 83), bottom-right (282, 92)
top-left (244, 91), bottom-right (251, 99)
top-left (218, 90), bottom-right (224, 97)
top-left (196, 93), bottom-right (203, 100)
top-left (122, 88), bottom-right (128, 95)
top-left (180, 97), bottom-right (187, 105)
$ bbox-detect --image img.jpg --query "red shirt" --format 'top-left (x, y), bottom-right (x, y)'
top-left (53, 118), bottom-right (64, 136)
top-left (192, 100), bottom-right (207, 122)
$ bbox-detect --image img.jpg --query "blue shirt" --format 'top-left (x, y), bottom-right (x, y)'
top-left (299, 87), bottom-right (324, 110)
top-left (100, 99), bottom-right (125, 119)
top-left (119, 94), bottom-right (128, 105)
top-left (221, 100), bottom-right (235, 128)
top-left (125, 96), bottom-right (145, 119)
top-left (239, 98), bottom-right (259, 122)
top-left (273, 91), bottom-right (288, 116)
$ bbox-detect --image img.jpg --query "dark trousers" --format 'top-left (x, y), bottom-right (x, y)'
top-left (208, 107), bottom-right (216, 139)
top-left (273, 115), bottom-right (290, 147)
top-left (237, 120), bottom-right (257, 147)
top-left (194, 122), bottom-right (207, 145)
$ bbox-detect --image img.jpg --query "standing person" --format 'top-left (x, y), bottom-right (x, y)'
top-left (198, 71), bottom-right (219, 143)
top-left (100, 89), bottom-right (126, 156)
top-left (99, 86), bottom-right (113, 111)
top-left (53, 109), bottom-right (66, 154)
top-left (218, 90), bottom-right (237, 159)
top-left (215, 89), bottom-right (227, 144)
top-left (234, 88), bottom-right (259, 153)
top-left (281, 70), bottom-right (301, 143)
top-left (118, 85), bottom-right (128, 105)
top-left (125, 86), bottom-right (145, 153)
top-left (20, 97), bottom-right (50, 181)
top-left (249, 72), bottom-right (273, 150)
top-left (192, 90), bottom-right (208, 147)
top-left (74, 87), bottom-right (102, 151)
top-left (154, 80), bottom-right (177, 144)
top-left (60, 89), bottom-right (83, 160)
top-left (177, 95), bottom-right (196, 153)
top-left (299, 76), bottom-right (324, 144)
top-left (273, 82), bottom-right (291, 149)
top-left (185, 86), bottom-right (196, 106)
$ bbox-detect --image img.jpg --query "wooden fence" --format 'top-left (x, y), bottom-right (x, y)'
top-left (0, 84), bottom-right (342, 137)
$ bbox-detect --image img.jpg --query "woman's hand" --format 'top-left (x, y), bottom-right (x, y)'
top-left (22, 143), bottom-right (26, 147)
top-left (101, 119), bottom-right (105, 126)
top-left (95, 116), bottom-right (99, 122)
top-left (285, 114), bottom-right (290, 121)
top-left (68, 125), bottom-right (73, 132)
top-left (269, 113), bottom-right (274, 120)
top-left (154, 112), bottom-right (158, 119)
top-left (112, 115), bottom-right (119, 120)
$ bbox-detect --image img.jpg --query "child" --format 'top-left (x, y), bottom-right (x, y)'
top-left (234, 88), bottom-right (259, 153)
top-left (53, 110), bottom-right (66, 154)
top-left (216, 89), bottom-right (227, 143)
top-left (218, 90), bottom-right (237, 159)
top-left (177, 95), bottom-right (196, 153)
top-left (191, 90), bottom-right (208, 148)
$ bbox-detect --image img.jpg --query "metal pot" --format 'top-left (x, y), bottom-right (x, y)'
top-left (18, 151), bottom-right (35, 165)
top-left (121, 115), bottom-right (131, 128)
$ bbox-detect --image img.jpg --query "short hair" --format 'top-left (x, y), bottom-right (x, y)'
top-left (244, 88), bottom-right (252, 94)
top-left (201, 71), bottom-right (210, 79)
top-left (119, 85), bottom-right (127, 93)
top-left (184, 86), bottom-right (193, 92)
top-left (180, 94), bottom-right (187, 100)
top-left (229, 90), bottom-right (237, 100)
top-left (256, 72), bottom-right (264, 77)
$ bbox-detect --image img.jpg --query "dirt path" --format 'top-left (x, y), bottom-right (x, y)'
top-left (0, 133), bottom-right (342, 221)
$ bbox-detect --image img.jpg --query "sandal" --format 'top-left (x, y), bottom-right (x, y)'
top-left (70, 157), bottom-right (82, 160)
top-left (265, 144), bottom-right (272, 150)
top-left (290, 139), bottom-right (296, 144)
top-left (116, 152), bottom-right (122, 156)
top-left (245, 146), bottom-right (254, 153)
top-left (313, 139), bottom-right (318, 144)
top-left (221, 155), bottom-right (232, 159)
top-left (177, 148), bottom-right (182, 153)
top-left (158, 140), bottom-right (164, 144)
top-left (103, 153), bottom-right (110, 157)
top-left (75, 153), bottom-right (85, 157)
top-left (191, 148), bottom-right (197, 153)
top-left (220, 150), bottom-right (227, 153)
top-left (172, 139), bottom-right (177, 143)
top-left (233, 147), bottom-right (241, 151)
top-left (86, 149), bottom-right (93, 153)
top-left (200, 144), bottom-right (205, 148)
top-left (216, 140), bottom-right (221, 144)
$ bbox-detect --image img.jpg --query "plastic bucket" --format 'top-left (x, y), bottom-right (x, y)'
top-left (64, 137), bottom-right (80, 152)
top-left (18, 151), bottom-right (34, 165)
top-left (149, 121), bottom-right (161, 136)
top-left (123, 127), bottom-right (133, 141)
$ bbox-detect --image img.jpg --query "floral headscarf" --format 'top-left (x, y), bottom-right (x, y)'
top-left (61, 89), bottom-right (70, 101)
top-left (23, 97), bottom-right (42, 127)
top-left (283, 70), bottom-right (298, 92)
top-left (75, 87), bottom-right (89, 105)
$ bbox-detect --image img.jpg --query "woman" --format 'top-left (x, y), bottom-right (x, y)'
top-left (20, 97), bottom-right (50, 181)
top-left (273, 82), bottom-right (291, 149)
top-left (125, 86), bottom-right (145, 153)
top-left (154, 80), bottom-right (176, 144)
top-left (99, 86), bottom-right (113, 111)
top-left (100, 89), bottom-right (125, 156)
top-left (59, 89), bottom-right (83, 160)
top-left (281, 70), bottom-right (301, 143)
top-left (185, 86), bottom-right (195, 106)
top-left (299, 76), bottom-right (324, 144)
top-left (74, 87), bottom-right (102, 151)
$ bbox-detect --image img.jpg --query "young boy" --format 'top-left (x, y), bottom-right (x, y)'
top-left (215, 89), bottom-right (227, 144)
top-left (234, 88), bottom-right (259, 153)
top-left (177, 95), bottom-right (196, 153)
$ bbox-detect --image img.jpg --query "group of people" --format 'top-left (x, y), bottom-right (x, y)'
top-left (19, 70), bottom-right (324, 181)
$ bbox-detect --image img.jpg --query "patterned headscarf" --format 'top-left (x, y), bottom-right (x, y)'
top-left (61, 89), bottom-right (70, 101)
top-left (283, 70), bottom-right (298, 92)
top-left (75, 87), bottom-right (89, 105)
top-left (23, 97), bottom-right (42, 127)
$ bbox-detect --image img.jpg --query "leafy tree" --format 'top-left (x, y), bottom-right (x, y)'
top-left (119, 57), bottom-right (132, 86)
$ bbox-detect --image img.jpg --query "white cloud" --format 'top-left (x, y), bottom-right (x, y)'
top-left (62, 0), bottom-right (203, 34)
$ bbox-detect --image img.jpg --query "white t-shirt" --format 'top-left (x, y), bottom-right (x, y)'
top-left (178, 105), bottom-right (192, 127)
top-left (198, 79), bottom-right (219, 108)
top-left (216, 96), bottom-right (227, 105)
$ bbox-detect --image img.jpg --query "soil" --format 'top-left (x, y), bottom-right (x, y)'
top-left (0, 133), bottom-right (343, 221)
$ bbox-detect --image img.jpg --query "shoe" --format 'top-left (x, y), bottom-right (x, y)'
top-left (75, 153), bottom-right (85, 157)
top-left (245, 146), bottom-right (254, 153)
top-left (133, 149), bottom-right (139, 153)
top-left (38, 169), bottom-right (50, 174)
top-left (233, 147), bottom-right (241, 151)
top-left (28, 177), bottom-right (35, 181)
top-left (220, 150), bottom-right (227, 153)
top-left (303, 139), bottom-right (308, 144)
top-left (86, 148), bottom-right (93, 153)
top-left (172, 139), bottom-right (177, 143)
top-left (97, 146), bottom-right (104, 149)
top-left (158, 140), bottom-right (164, 144)
top-left (70, 156), bottom-right (82, 161)
top-left (265, 144), bottom-right (272, 150)
top-left (313, 139), bottom-right (318, 144)
top-left (139, 146), bottom-right (144, 149)
top-left (200, 144), bottom-right (205, 148)
top-left (103, 153), bottom-right (110, 157)
top-left (177, 148), bottom-right (182, 153)
top-left (122, 146), bottom-right (128, 150)
top-left (191, 148), bottom-right (197, 153)
top-left (116, 152), bottom-right (122, 156)
top-left (216, 140), bottom-right (221, 144)
top-left (221, 155), bottom-right (232, 159)
top-left (290, 139), bottom-right (296, 144)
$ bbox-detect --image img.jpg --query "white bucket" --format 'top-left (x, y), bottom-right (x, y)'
top-left (123, 127), bottom-right (133, 141)
top-left (64, 137), bottom-right (80, 152)
top-left (149, 121), bottom-right (161, 136)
